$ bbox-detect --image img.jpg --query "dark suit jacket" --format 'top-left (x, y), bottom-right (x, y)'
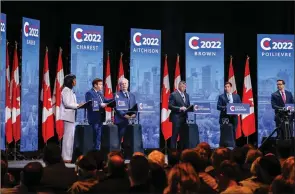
top-left (271, 90), bottom-right (294, 113)
top-left (85, 88), bottom-right (113, 124)
top-left (40, 162), bottom-right (77, 192)
top-left (87, 174), bottom-right (130, 193)
top-left (168, 90), bottom-right (191, 123)
top-left (217, 93), bottom-right (241, 124)
top-left (114, 90), bottom-right (137, 124)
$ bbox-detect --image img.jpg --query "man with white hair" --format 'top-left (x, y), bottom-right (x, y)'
top-left (114, 78), bottom-right (137, 143)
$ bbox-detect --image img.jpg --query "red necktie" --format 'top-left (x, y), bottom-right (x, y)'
top-left (282, 92), bottom-right (286, 103)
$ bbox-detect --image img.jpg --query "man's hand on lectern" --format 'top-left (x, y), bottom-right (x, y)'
top-left (180, 106), bottom-right (187, 112)
top-left (78, 102), bottom-right (85, 108)
top-left (124, 115), bottom-right (131, 119)
top-left (100, 103), bottom-right (107, 108)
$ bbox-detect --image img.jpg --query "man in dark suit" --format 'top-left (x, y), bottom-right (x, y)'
top-left (168, 81), bottom-right (191, 149)
top-left (271, 79), bottom-right (294, 136)
top-left (114, 78), bottom-right (137, 143)
top-left (85, 78), bottom-right (113, 150)
top-left (217, 82), bottom-right (241, 147)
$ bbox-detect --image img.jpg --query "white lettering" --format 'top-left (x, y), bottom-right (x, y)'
top-left (76, 45), bottom-right (99, 51)
top-left (26, 39), bottom-right (36, 45)
top-left (261, 52), bottom-right (292, 57)
top-left (194, 52), bottom-right (217, 56)
top-left (133, 48), bottom-right (159, 54)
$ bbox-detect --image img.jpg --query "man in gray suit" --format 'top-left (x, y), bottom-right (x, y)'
top-left (168, 81), bottom-right (191, 149)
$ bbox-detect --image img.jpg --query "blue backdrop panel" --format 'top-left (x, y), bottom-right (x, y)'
top-left (185, 33), bottom-right (224, 148)
top-left (70, 24), bottom-right (104, 123)
top-left (257, 34), bottom-right (294, 145)
top-left (21, 17), bottom-right (40, 151)
top-left (0, 13), bottom-right (6, 150)
top-left (130, 28), bottom-right (161, 148)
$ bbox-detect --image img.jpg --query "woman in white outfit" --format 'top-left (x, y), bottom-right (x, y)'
top-left (60, 74), bottom-right (84, 163)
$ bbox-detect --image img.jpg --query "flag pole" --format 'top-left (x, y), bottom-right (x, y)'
top-left (246, 55), bottom-right (250, 145)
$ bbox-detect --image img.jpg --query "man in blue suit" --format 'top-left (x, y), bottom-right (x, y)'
top-left (85, 78), bottom-right (113, 150)
top-left (114, 78), bottom-right (137, 143)
top-left (217, 82), bottom-right (241, 147)
top-left (271, 79), bottom-right (294, 136)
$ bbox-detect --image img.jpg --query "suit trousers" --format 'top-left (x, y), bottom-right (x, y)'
top-left (62, 121), bottom-right (76, 161)
top-left (171, 117), bottom-right (186, 149)
top-left (92, 123), bottom-right (103, 150)
top-left (228, 116), bottom-right (237, 147)
top-left (117, 120), bottom-right (129, 143)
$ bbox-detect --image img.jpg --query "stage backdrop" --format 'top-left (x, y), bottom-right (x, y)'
top-left (130, 28), bottom-right (161, 148)
top-left (257, 34), bottom-right (294, 145)
top-left (185, 33), bottom-right (224, 148)
top-left (0, 13), bottom-right (6, 150)
top-left (21, 17), bottom-right (40, 151)
top-left (70, 24), bottom-right (104, 123)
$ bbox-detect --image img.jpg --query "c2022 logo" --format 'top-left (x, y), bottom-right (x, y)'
top-left (73, 28), bottom-right (102, 43)
top-left (188, 36), bottom-right (222, 50)
top-left (23, 22), bottom-right (39, 38)
top-left (133, 32), bottom-right (160, 47)
top-left (260, 37), bottom-right (293, 51)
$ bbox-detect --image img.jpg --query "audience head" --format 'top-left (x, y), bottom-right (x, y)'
top-left (168, 150), bottom-right (180, 167)
top-left (245, 149), bottom-right (263, 165)
top-left (196, 142), bottom-right (212, 160)
top-left (128, 155), bottom-right (150, 186)
top-left (181, 148), bottom-right (207, 173)
top-left (164, 163), bottom-right (200, 194)
top-left (21, 162), bottom-right (43, 187)
top-left (282, 156), bottom-right (294, 180)
top-left (76, 155), bottom-right (97, 178)
top-left (133, 152), bottom-right (145, 157)
top-left (211, 147), bottom-right (231, 169)
top-left (231, 147), bottom-right (246, 166)
top-left (271, 175), bottom-right (295, 194)
top-left (107, 154), bottom-right (126, 178)
top-left (149, 162), bottom-right (167, 193)
top-left (107, 151), bottom-right (124, 161)
top-left (255, 155), bottom-right (281, 184)
top-left (217, 160), bottom-right (241, 192)
top-left (43, 143), bottom-right (62, 166)
top-left (86, 150), bottom-right (105, 170)
top-left (148, 150), bottom-right (165, 168)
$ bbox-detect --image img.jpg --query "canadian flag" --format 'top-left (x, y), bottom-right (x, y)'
top-left (228, 56), bottom-right (242, 139)
top-left (241, 57), bottom-right (256, 136)
top-left (11, 44), bottom-right (21, 142)
top-left (116, 53), bottom-right (124, 92)
top-left (173, 55), bottom-right (181, 141)
top-left (5, 43), bottom-right (13, 144)
top-left (52, 48), bottom-right (64, 141)
top-left (174, 54), bottom-right (181, 91)
top-left (104, 52), bottom-right (113, 121)
top-left (41, 48), bottom-right (54, 142)
top-left (161, 55), bottom-right (172, 140)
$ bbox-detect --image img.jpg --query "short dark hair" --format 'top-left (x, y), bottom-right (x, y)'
top-left (92, 78), bottom-right (103, 87)
top-left (224, 82), bottom-right (232, 87)
top-left (129, 155), bottom-right (150, 184)
top-left (21, 162), bottom-right (43, 186)
top-left (277, 80), bottom-right (285, 85)
top-left (63, 74), bottom-right (76, 89)
top-left (179, 81), bottom-right (186, 85)
top-left (77, 156), bottom-right (97, 171)
top-left (43, 143), bottom-right (62, 165)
